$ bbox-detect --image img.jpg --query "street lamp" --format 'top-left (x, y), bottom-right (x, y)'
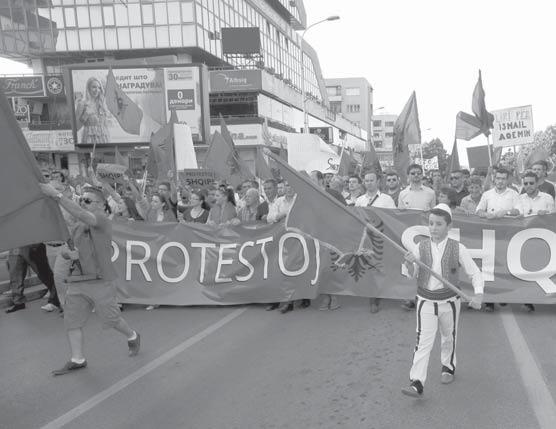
top-left (300, 15), bottom-right (340, 133)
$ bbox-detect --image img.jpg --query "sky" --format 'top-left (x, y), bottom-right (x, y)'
top-left (302, 0), bottom-right (556, 165)
top-left (1, 0), bottom-right (554, 166)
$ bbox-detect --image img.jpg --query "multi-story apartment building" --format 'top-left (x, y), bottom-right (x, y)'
top-left (324, 77), bottom-right (373, 136)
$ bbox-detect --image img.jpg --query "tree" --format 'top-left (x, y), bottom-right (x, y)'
top-left (421, 138), bottom-right (448, 174)
top-left (517, 124), bottom-right (556, 173)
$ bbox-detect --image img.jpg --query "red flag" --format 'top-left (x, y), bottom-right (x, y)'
top-left (0, 87), bottom-right (69, 252)
top-left (338, 147), bottom-right (358, 176)
top-left (266, 151), bottom-right (374, 256)
top-left (455, 111), bottom-right (483, 141)
top-left (361, 145), bottom-right (382, 175)
top-left (446, 138), bottom-right (461, 178)
top-left (471, 70), bottom-right (494, 137)
top-left (149, 115), bottom-right (176, 183)
top-left (255, 149), bottom-right (273, 179)
top-left (204, 132), bottom-right (253, 187)
top-left (105, 68), bottom-right (143, 135)
top-left (393, 91), bottom-right (421, 184)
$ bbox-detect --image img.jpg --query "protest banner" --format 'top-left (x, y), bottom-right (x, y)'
top-left (96, 163), bottom-right (128, 184)
top-left (492, 105), bottom-right (534, 148)
top-left (111, 212), bottom-right (556, 306)
top-left (178, 169), bottom-right (217, 188)
top-left (415, 156), bottom-right (438, 171)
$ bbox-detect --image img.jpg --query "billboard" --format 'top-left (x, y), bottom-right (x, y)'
top-left (221, 27), bottom-right (261, 55)
top-left (210, 69), bottom-right (262, 92)
top-left (492, 105), bottom-right (534, 148)
top-left (68, 64), bottom-right (209, 147)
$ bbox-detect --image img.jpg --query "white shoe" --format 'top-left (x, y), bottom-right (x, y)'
top-left (146, 305), bottom-right (159, 311)
top-left (41, 303), bottom-right (59, 312)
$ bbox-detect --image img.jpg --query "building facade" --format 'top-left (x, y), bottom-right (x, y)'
top-left (371, 113), bottom-right (397, 168)
top-left (0, 0), bottom-right (368, 176)
top-left (324, 77), bottom-right (373, 136)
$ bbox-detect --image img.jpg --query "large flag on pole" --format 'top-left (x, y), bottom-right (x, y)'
top-left (105, 67), bottom-right (143, 135)
top-left (205, 131), bottom-right (253, 187)
top-left (266, 151), bottom-right (369, 255)
top-left (0, 87), bottom-right (69, 252)
top-left (471, 70), bottom-right (494, 137)
top-left (455, 111), bottom-right (483, 141)
top-left (393, 91), bottom-right (421, 184)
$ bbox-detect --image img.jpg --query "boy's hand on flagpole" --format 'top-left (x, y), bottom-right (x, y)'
top-left (404, 251), bottom-right (416, 264)
top-left (469, 293), bottom-right (483, 310)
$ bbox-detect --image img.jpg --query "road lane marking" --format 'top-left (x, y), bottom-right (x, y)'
top-left (500, 309), bottom-right (556, 429)
top-left (40, 307), bottom-right (248, 429)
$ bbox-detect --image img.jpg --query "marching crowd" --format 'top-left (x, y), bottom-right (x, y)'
top-left (2, 158), bottom-right (554, 379)
top-left (4, 158), bottom-right (554, 316)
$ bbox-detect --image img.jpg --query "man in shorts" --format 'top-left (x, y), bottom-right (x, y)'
top-left (40, 183), bottom-right (141, 376)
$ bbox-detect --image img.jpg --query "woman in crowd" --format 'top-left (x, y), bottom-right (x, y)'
top-left (207, 188), bottom-right (239, 226)
top-left (75, 77), bottom-right (110, 144)
top-left (181, 191), bottom-right (210, 224)
top-left (437, 185), bottom-right (458, 209)
top-left (136, 192), bottom-right (177, 223)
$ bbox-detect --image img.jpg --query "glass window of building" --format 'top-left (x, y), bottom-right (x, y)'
top-left (130, 27), bottom-right (143, 48)
top-left (167, 2), bottom-right (180, 25)
top-left (103, 6), bottom-right (115, 26)
top-left (345, 87), bottom-right (360, 96)
top-left (64, 7), bottom-right (76, 27)
top-left (115, 4), bottom-right (129, 26)
top-left (385, 121), bottom-right (395, 127)
top-left (142, 3), bottom-right (154, 25)
top-left (76, 6), bottom-right (90, 27)
top-left (106, 28), bottom-right (118, 49)
top-left (129, 4), bottom-right (141, 25)
top-left (182, 2), bottom-right (194, 22)
top-left (154, 3), bottom-right (168, 25)
top-left (117, 28), bottom-right (131, 49)
top-left (373, 120), bottom-right (382, 127)
top-left (79, 28), bottom-right (92, 50)
top-left (385, 132), bottom-right (394, 137)
top-left (89, 6), bottom-right (102, 27)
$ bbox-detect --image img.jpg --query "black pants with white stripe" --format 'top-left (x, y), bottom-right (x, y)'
top-left (409, 295), bottom-right (460, 385)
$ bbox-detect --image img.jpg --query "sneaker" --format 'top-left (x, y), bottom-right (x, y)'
top-left (5, 303), bottom-right (25, 313)
top-left (401, 380), bottom-right (423, 398)
top-left (41, 303), bottom-right (59, 312)
top-left (279, 302), bottom-right (294, 314)
top-left (52, 360), bottom-right (87, 376)
top-left (318, 295), bottom-right (331, 311)
top-left (401, 300), bottom-right (416, 311)
top-left (128, 333), bottom-right (141, 356)
top-left (328, 296), bottom-right (340, 311)
top-left (265, 303), bottom-right (280, 311)
top-left (145, 305), bottom-right (159, 311)
top-left (521, 304), bottom-right (535, 313)
top-left (299, 299), bottom-right (311, 309)
top-left (441, 372), bottom-right (454, 384)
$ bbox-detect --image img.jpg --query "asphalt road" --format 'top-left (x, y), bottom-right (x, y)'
top-left (1, 296), bottom-right (555, 429)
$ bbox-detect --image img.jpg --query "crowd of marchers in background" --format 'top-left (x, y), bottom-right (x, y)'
top-left (3, 158), bottom-right (555, 315)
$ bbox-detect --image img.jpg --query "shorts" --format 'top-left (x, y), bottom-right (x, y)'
top-left (63, 280), bottom-right (122, 330)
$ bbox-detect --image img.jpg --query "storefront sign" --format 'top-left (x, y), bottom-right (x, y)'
top-left (22, 129), bottom-right (75, 152)
top-left (210, 70), bottom-right (262, 92)
top-left (0, 76), bottom-right (45, 97)
top-left (492, 105), bottom-right (534, 147)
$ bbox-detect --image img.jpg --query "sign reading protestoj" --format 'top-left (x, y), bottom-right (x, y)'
top-left (492, 105), bottom-right (534, 147)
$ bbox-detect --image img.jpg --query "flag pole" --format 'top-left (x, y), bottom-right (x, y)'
top-left (266, 151), bottom-right (473, 303)
top-left (486, 135), bottom-right (493, 167)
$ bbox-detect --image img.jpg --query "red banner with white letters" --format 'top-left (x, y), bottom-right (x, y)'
top-left (111, 211), bottom-right (556, 305)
